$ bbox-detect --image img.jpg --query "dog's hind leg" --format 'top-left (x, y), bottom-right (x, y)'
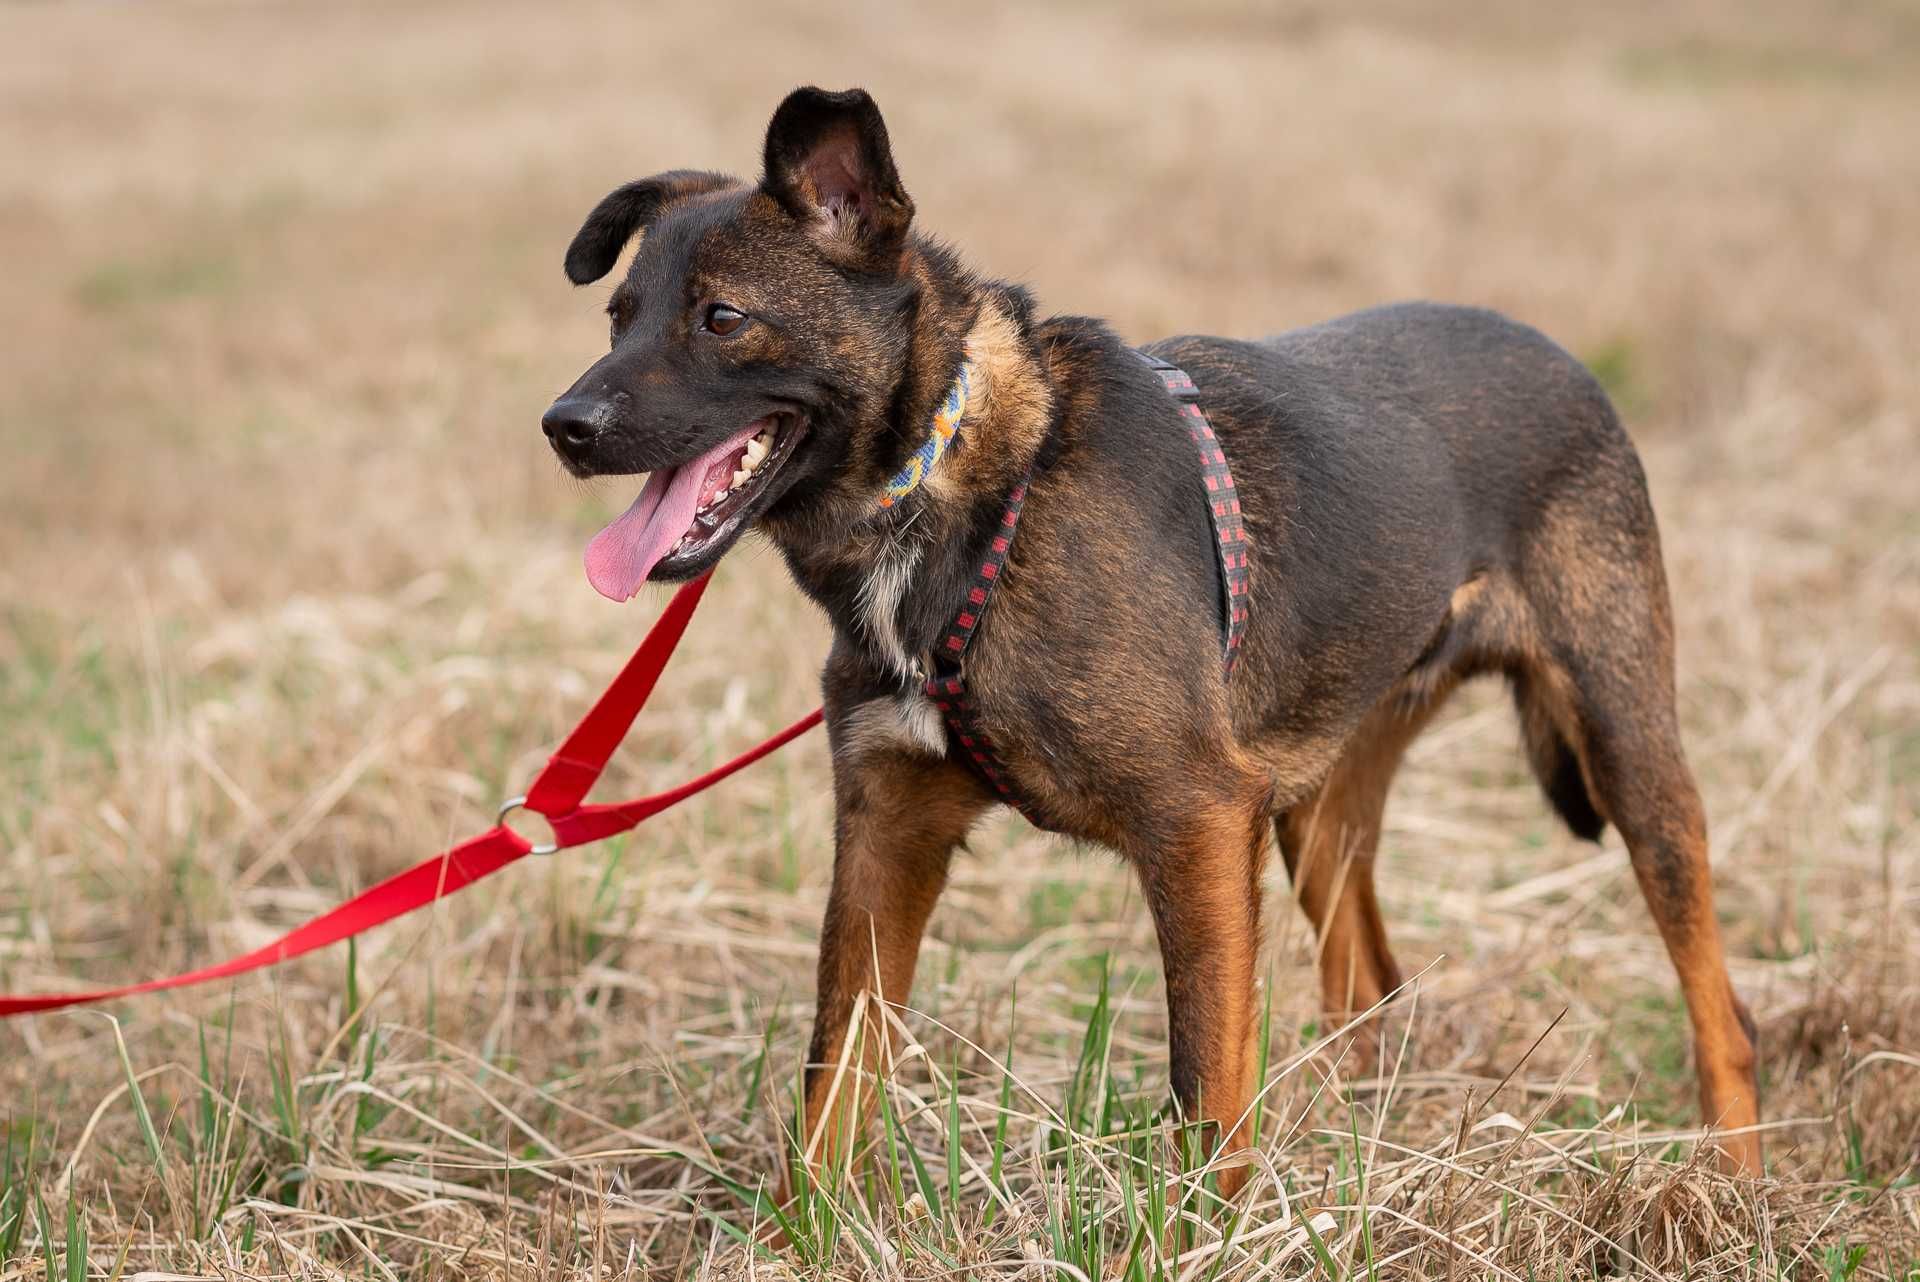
top-left (1135, 770), bottom-right (1274, 1201)
top-left (1274, 689), bottom-right (1451, 1046)
top-left (1519, 493), bottom-right (1762, 1175)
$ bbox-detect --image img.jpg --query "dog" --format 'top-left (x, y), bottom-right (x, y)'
top-left (541, 86), bottom-right (1761, 1195)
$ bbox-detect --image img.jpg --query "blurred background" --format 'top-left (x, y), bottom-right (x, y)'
top-left (2, 2), bottom-right (1916, 1276)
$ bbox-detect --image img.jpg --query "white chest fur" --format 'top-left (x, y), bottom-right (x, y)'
top-left (855, 538), bottom-right (921, 682)
top-left (840, 690), bottom-right (947, 760)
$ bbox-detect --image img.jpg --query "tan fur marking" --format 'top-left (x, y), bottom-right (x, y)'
top-left (838, 693), bottom-right (946, 761)
top-left (921, 300), bottom-right (1054, 506)
top-left (1447, 574), bottom-right (1487, 616)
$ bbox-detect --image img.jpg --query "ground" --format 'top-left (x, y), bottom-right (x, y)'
top-left (2, 2), bottom-right (1918, 1278)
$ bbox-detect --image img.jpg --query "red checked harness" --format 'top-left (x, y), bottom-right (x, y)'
top-left (0, 354), bottom-right (1242, 1017)
top-left (927, 352), bottom-right (1251, 826)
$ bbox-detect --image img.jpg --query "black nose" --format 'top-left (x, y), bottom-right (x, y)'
top-left (541, 396), bottom-right (606, 460)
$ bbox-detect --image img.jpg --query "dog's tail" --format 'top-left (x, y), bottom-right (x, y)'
top-left (1511, 674), bottom-right (1607, 842)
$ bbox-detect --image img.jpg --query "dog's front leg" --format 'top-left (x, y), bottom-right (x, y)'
top-left (789, 718), bottom-right (990, 1193)
top-left (1137, 784), bottom-right (1273, 1201)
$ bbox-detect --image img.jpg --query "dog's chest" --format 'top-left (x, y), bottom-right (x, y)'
top-left (887, 690), bottom-right (947, 757)
top-left (852, 543), bottom-right (948, 758)
top-left (855, 540), bottom-right (922, 681)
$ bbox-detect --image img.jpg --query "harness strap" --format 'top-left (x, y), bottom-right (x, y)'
top-left (1136, 353), bottom-right (1252, 670)
top-left (927, 351), bottom-right (1249, 823)
top-left (926, 480), bottom-right (1031, 807)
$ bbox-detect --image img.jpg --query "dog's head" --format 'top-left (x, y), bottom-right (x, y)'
top-left (545, 86), bottom-right (939, 601)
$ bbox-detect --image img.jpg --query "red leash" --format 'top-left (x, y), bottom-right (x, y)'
top-left (0, 573), bottom-right (823, 1018)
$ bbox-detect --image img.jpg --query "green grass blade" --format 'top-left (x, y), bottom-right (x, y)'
top-left (903, 1101), bottom-right (942, 1219)
top-left (96, 1012), bottom-right (166, 1175)
top-left (35, 1186), bottom-right (55, 1277)
top-left (944, 1050), bottom-right (963, 1232)
top-left (1252, 972), bottom-right (1275, 1143)
top-left (687, 1197), bottom-right (779, 1263)
top-left (65, 1188), bottom-right (86, 1282)
top-left (985, 984), bottom-right (1018, 1227)
top-left (1349, 1106), bottom-right (1375, 1279)
top-left (1298, 1205), bottom-right (1342, 1282)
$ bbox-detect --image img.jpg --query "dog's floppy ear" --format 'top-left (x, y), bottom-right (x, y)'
top-left (564, 170), bottom-right (736, 285)
top-left (762, 86), bottom-right (914, 268)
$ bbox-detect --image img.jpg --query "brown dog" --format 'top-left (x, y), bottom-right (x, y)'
top-left (542, 86), bottom-right (1761, 1194)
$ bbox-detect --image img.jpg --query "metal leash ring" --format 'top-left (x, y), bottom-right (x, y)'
top-left (495, 795), bottom-right (560, 856)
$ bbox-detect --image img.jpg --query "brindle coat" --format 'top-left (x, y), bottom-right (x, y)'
top-left (544, 87), bottom-right (1762, 1196)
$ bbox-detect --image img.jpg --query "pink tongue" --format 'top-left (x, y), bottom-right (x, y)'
top-left (583, 426), bottom-right (760, 602)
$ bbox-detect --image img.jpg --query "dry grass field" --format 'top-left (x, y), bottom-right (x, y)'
top-left (3, 1), bottom-right (1918, 1277)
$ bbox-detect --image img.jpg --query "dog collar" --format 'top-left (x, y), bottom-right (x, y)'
top-left (879, 346), bottom-right (976, 509)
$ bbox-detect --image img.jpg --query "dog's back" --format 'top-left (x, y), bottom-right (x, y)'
top-left (1149, 303), bottom-right (1646, 757)
top-left (1251, 301), bottom-right (1637, 560)
top-left (1187, 300), bottom-right (1637, 581)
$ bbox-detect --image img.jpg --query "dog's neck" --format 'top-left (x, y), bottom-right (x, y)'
top-left (777, 280), bottom-right (1057, 685)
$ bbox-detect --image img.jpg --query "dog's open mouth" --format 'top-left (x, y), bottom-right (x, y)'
top-left (583, 413), bottom-right (805, 601)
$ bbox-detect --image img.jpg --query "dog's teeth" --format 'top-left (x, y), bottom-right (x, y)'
top-left (744, 437), bottom-right (769, 465)
top-left (731, 467), bottom-right (750, 487)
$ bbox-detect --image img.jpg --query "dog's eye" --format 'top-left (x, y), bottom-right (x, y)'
top-left (606, 295), bottom-right (634, 344)
top-left (702, 303), bottom-right (748, 337)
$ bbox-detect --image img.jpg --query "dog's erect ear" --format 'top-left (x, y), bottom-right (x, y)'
top-left (564, 170), bottom-right (736, 285)
top-left (762, 87), bottom-right (914, 267)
